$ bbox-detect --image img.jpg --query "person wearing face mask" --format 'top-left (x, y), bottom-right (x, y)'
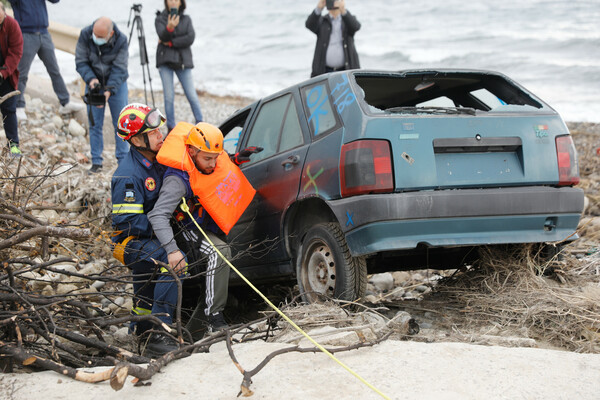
top-left (155, 0), bottom-right (203, 132)
top-left (306, 0), bottom-right (361, 77)
top-left (75, 16), bottom-right (129, 174)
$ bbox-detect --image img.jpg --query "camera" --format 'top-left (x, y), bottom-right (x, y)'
top-left (83, 83), bottom-right (107, 106)
top-left (326, 0), bottom-right (338, 10)
top-left (169, 7), bottom-right (179, 17)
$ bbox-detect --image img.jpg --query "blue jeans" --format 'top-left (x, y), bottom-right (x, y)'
top-left (17, 32), bottom-right (70, 108)
top-left (0, 79), bottom-right (18, 146)
top-left (158, 66), bottom-right (203, 131)
top-left (87, 82), bottom-right (129, 165)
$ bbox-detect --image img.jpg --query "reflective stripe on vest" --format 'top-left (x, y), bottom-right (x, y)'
top-left (132, 306), bottom-right (151, 316)
top-left (156, 122), bottom-right (256, 235)
top-left (112, 203), bottom-right (144, 214)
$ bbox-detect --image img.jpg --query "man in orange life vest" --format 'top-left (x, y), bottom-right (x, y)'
top-left (148, 122), bottom-right (261, 334)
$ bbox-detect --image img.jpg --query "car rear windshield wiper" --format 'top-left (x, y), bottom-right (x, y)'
top-left (385, 106), bottom-right (477, 115)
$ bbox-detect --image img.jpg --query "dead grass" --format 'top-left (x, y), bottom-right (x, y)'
top-left (432, 245), bottom-right (600, 353)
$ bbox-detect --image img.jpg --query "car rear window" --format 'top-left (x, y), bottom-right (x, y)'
top-left (354, 72), bottom-right (544, 115)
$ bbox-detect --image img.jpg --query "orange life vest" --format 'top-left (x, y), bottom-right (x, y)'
top-left (156, 122), bottom-right (256, 235)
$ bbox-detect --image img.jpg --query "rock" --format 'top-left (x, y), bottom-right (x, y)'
top-left (414, 285), bottom-right (430, 293)
top-left (52, 115), bottom-right (64, 128)
top-left (387, 310), bottom-right (419, 335)
top-left (56, 284), bottom-right (78, 295)
top-left (369, 272), bottom-right (394, 292)
top-left (389, 287), bottom-right (405, 299)
top-left (51, 263), bottom-right (78, 275)
top-left (411, 272), bottom-right (425, 281)
top-left (91, 280), bottom-right (106, 290)
top-left (30, 98), bottom-right (44, 110)
top-left (114, 296), bottom-right (125, 307)
top-left (31, 209), bottom-right (60, 224)
top-left (43, 122), bottom-right (57, 132)
top-left (68, 118), bottom-right (86, 137)
top-left (79, 262), bottom-right (105, 276)
top-left (392, 271), bottom-right (411, 286)
top-left (114, 327), bottom-right (130, 342)
top-left (122, 298), bottom-right (133, 313)
top-left (41, 285), bottom-right (55, 297)
top-left (364, 294), bottom-right (378, 303)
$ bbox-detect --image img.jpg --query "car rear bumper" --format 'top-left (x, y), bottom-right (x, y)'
top-left (328, 186), bottom-right (584, 256)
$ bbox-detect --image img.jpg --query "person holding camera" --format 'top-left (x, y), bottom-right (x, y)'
top-left (0, 3), bottom-right (23, 157)
top-left (306, 0), bottom-right (361, 77)
top-left (155, 0), bottom-right (203, 132)
top-left (9, 0), bottom-right (84, 123)
top-left (75, 16), bottom-right (129, 174)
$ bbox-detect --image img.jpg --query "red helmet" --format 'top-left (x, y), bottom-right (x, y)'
top-left (117, 103), bottom-right (165, 141)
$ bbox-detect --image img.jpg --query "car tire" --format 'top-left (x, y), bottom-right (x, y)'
top-left (296, 222), bottom-right (367, 302)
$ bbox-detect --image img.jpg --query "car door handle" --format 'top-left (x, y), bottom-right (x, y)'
top-left (281, 155), bottom-right (300, 167)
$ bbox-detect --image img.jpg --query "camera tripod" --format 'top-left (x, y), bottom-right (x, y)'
top-left (128, 3), bottom-right (155, 106)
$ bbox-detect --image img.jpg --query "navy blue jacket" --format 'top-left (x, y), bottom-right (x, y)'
top-left (75, 21), bottom-right (128, 94)
top-left (111, 149), bottom-right (166, 244)
top-left (8, 0), bottom-right (59, 34)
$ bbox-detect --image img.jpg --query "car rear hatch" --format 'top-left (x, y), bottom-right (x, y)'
top-left (351, 70), bottom-right (579, 191)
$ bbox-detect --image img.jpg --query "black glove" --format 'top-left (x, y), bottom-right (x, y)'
top-left (232, 146), bottom-right (263, 165)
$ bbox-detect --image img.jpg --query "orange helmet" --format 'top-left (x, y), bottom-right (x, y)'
top-left (117, 103), bottom-right (165, 141)
top-left (185, 122), bottom-right (223, 154)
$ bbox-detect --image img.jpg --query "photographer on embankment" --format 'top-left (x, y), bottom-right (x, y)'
top-left (75, 16), bottom-right (129, 174)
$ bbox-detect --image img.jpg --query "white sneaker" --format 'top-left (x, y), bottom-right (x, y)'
top-left (58, 101), bottom-right (85, 114)
top-left (16, 107), bottom-right (27, 122)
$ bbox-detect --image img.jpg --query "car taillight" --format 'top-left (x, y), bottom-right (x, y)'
top-left (340, 140), bottom-right (393, 197)
top-left (555, 135), bottom-right (580, 186)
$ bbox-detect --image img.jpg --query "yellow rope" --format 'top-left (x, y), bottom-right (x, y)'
top-left (179, 199), bottom-right (390, 400)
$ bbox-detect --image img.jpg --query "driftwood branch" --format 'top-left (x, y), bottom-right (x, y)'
top-left (0, 225), bottom-right (91, 250)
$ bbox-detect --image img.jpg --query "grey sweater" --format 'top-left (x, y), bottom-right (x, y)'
top-left (147, 175), bottom-right (188, 255)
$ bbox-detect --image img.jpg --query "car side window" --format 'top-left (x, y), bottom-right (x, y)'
top-left (244, 94), bottom-right (303, 164)
top-left (279, 99), bottom-right (304, 152)
top-left (221, 109), bottom-right (251, 154)
top-left (301, 82), bottom-right (337, 137)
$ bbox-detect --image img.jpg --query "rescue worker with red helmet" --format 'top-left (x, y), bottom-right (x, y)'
top-left (148, 121), bottom-right (261, 337)
top-left (111, 103), bottom-right (181, 357)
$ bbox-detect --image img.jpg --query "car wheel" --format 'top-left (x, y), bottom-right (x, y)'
top-left (296, 222), bottom-right (367, 302)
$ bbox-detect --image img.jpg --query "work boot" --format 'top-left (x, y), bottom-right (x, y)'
top-left (88, 164), bottom-right (102, 174)
top-left (207, 312), bottom-right (229, 333)
top-left (144, 332), bottom-right (179, 358)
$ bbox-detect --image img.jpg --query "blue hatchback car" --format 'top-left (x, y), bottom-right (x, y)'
top-left (219, 69), bottom-right (584, 302)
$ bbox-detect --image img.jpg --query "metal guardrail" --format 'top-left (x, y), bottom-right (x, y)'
top-left (7, 8), bottom-right (81, 55)
top-left (48, 21), bottom-right (80, 55)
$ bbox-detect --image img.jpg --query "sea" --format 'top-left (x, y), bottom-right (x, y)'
top-left (29, 0), bottom-right (600, 123)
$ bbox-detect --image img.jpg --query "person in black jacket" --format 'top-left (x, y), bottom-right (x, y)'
top-left (306, 0), bottom-right (361, 77)
top-left (155, 0), bottom-right (203, 132)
